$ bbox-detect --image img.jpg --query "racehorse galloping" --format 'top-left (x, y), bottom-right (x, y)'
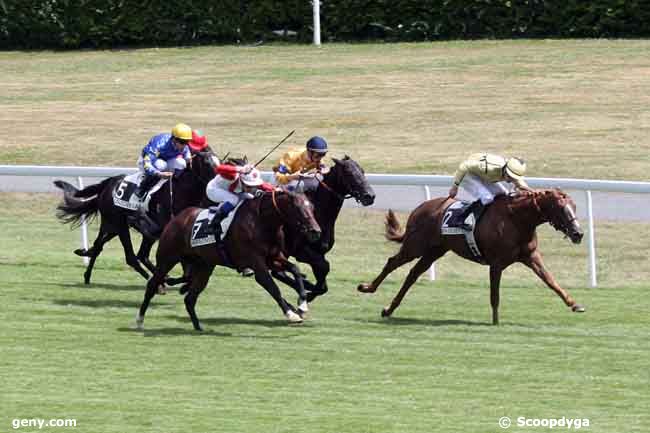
top-left (54, 150), bottom-right (218, 284)
top-left (272, 156), bottom-right (375, 304)
top-left (136, 190), bottom-right (321, 331)
top-left (358, 189), bottom-right (585, 325)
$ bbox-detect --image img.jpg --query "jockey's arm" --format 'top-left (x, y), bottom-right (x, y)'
top-left (142, 153), bottom-right (162, 177)
top-left (513, 178), bottom-right (533, 192)
top-left (259, 182), bottom-right (275, 192)
top-left (213, 164), bottom-right (240, 180)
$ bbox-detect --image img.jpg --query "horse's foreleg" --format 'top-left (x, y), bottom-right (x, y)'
top-left (183, 264), bottom-right (214, 331)
top-left (81, 228), bottom-right (117, 284)
top-left (118, 230), bottom-right (149, 280)
top-left (255, 268), bottom-right (302, 323)
top-left (136, 237), bottom-right (157, 274)
top-left (271, 262), bottom-right (309, 315)
top-left (358, 249), bottom-right (416, 294)
top-left (137, 256), bottom-right (179, 330)
top-left (523, 251), bottom-right (585, 313)
top-left (382, 251), bottom-right (441, 317)
top-left (489, 266), bottom-right (503, 325)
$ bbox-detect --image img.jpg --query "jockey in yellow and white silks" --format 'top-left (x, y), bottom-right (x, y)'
top-left (448, 153), bottom-right (532, 228)
top-left (273, 136), bottom-right (329, 192)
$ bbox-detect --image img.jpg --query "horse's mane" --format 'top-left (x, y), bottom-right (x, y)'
top-left (506, 189), bottom-right (567, 214)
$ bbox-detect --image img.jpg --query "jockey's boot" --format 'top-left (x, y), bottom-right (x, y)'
top-left (206, 201), bottom-right (236, 237)
top-left (459, 200), bottom-right (484, 231)
top-left (134, 174), bottom-right (158, 200)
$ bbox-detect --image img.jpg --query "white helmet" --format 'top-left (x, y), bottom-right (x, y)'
top-left (505, 157), bottom-right (526, 180)
top-left (240, 167), bottom-right (264, 187)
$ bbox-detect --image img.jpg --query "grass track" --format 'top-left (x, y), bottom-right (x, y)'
top-left (0, 194), bottom-right (648, 432)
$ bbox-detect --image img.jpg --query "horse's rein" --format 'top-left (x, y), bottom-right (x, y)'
top-left (271, 189), bottom-right (287, 219)
top-left (318, 179), bottom-right (350, 201)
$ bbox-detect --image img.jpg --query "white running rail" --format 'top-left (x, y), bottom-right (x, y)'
top-left (2, 165), bottom-right (650, 287)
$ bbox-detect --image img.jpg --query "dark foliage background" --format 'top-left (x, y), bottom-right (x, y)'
top-left (2, 0), bottom-right (649, 49)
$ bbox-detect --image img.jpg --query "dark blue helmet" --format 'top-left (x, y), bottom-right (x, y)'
top-left (306, 136), bottom-right (328, 154)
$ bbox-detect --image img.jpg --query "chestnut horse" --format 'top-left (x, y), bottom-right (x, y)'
top-left (358, 189), bottom-right (585, 325)
top-left (136, 190), bottom-right (321, 331)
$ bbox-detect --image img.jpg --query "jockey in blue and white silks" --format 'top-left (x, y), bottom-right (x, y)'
top-left (135, 123), bottom-right (193, 198)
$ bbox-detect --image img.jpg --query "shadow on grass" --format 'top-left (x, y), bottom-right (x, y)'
top-left (352, 317), bottom-right (493, 327)
top-left (117, 327), bottom-right (232, 338)
top-left (167, 315), bottom-right (296, 328)
top-left (53, 298), bottom-right (171, 309)
top-left (55, 282), bottom-right (145, 291)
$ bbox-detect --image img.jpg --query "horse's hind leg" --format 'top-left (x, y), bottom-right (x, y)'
top-left (490, 266), bottom-right (503, 325)
top-left (357, 247), bottom-right (419, 294)
top-left (382, 249), bottom-right (446, 317)
top-left (117, 229), bottom-right (149, 280)
top-left (522, 250), bottom-right (585, 313)
top-left (183, 264), bottom-right (215, 331)
top-left (78, 225), bottom-right (117, 284)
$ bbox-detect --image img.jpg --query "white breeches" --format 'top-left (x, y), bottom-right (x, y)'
top-left (137, 156), bottom-right (187, 174)
top-left (206, 178), bottom-right (239, 206)
top-left (457, 174), bottom-right (513, 205)
top-left (282, 176), bottom-right (320, 193)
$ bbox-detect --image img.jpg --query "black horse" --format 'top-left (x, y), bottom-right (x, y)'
top-left (272, 156), bottom-right (376, 308)
top-left (54, 150), bottom-right (218, 284)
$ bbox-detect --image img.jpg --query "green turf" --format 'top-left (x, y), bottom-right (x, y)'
top-left (0, 194), bottom-right (648, 433)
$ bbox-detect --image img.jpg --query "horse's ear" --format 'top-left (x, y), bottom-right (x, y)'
top-left (244, 155), bottom-right (248, 164)
top-left (332, 157), bottom-right (341, 165)
top-left (344, 154), bottom-right (351, 160)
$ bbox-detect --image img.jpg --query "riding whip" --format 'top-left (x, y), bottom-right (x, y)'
top-left (253, 130), bottom-right (295, 168)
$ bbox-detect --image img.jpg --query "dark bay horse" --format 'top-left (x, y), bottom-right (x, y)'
top-left (54, 150), bottom-right (218, 284)
top-left (358, 189), bottom-right (585, 325)
top-left (271, 156), bottom-right (376, 307)
top-left (136, 190), bottom-right (321, 331)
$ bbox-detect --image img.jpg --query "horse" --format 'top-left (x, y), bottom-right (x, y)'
top-left (136, 189), bottom-right (322, 331)
top-left (54, 149), bottom-right (218, 284)
top-left (270, 156), bottom-right (376, 306)
top-left (357, 189), bottom-right (585, 325)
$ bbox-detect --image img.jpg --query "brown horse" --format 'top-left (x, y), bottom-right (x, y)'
top-left (136, 190), bottom-right (321, 331)
top-left (358, 189), bottom-right (585, 325)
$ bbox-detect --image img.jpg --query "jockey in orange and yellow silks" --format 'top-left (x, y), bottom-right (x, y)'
top-left (273, 136), bottom-right (329, 192)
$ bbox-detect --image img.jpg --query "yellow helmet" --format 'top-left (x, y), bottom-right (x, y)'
top-left (505, 157), bottom-right (526, 180)
top-left (171, 123), bottom-right (192, 141)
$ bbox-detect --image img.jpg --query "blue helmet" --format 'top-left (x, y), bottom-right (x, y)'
top-left (306, 136), bottom-right (328, 154)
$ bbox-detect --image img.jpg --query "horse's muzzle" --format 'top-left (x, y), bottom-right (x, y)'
top-left (570, 229), bottom-right (584, 244)
top-left (304, 229), bottom-right (321, 243)
top-left (359, 192), bottom-right (376, 206)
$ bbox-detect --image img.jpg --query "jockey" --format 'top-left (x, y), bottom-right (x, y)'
top-left (448, 153), bottom-right (533, 228)
top-left (205, 163), bottom-right (275, 237)
top-left (135, 123), bottom-right (193, 199)
top-left (187, 129), bottom-right (209, 154)
top-left (272, 136), bottom-right (329, 192)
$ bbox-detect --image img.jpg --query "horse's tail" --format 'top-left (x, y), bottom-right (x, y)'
top-left (53, 179), bottom-right (109, 228)
top-left (384, 209), bottom-right (405, 243)
top-left (54, 177), bottom-right (113, 199)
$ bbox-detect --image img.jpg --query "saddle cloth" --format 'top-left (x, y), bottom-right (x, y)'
top-left (441, 201), bottom-right (486, 264)
top-left (190, 202), bottom-right (244, 248)
top-left (112, 172), bottom-right (166, 212)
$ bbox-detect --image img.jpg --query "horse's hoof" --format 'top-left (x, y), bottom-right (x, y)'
top-left (572, 304), bottom-right (586, 313)
top-left (74, 248), bottom-right (88, 257)
top-left (285, 310), bottom-right (303, 324)
top-left (297, 298), bottom-right (309, 316)
top-left (381, 307), bottom-right (392, 318)
top-left (135, 314), bottom-right (144, 331)
top-left (157, 284), bottom-right (167, 295)
top-left (357, 283), bottom-right (375, 293)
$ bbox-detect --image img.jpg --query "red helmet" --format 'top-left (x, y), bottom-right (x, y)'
top-left (188, 129), bottom-right (208, 152)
